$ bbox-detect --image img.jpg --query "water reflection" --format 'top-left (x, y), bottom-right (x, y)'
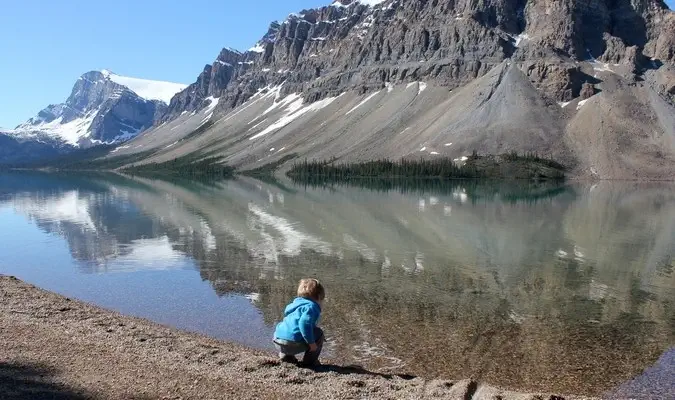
top-left (0, 171), bottom-right (673, 396)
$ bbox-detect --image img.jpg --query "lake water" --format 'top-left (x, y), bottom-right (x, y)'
top-left (0, 171), bottom-right (673, 397)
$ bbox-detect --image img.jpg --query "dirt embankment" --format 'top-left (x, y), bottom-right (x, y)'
top-left (0, 276), bottom-right (593, 400)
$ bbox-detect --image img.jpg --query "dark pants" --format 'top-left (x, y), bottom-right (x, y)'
top-left (274, 327), bottom-right (324, 365)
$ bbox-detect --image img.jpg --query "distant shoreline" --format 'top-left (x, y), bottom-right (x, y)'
top-left (0, 275), bottom-right (593, 399)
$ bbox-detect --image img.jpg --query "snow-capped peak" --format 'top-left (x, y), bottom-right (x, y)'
top-left (100, 70), bottom-right (187, 104)
top-left (249, 43), bottom-right (266, 53)
top-left (331, 0), bottom-right (386, 7)
top-left (14, 111), bottom-right (100, 146)
top-left (225, 47), bottom-right (243, 54)
top-left (10, 69), bottom-right (187, 148)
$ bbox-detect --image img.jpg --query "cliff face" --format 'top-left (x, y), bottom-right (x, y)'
top-left (113, 0), bottom-right (675, 179)
top-left (161, 0), bottom-right (673, 115)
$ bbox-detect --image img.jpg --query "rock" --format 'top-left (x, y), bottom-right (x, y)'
top-left (580, 82), bottom-right (596, 99)
top-left (160, 0), bottom-right (674, 122)
top-left (522, 61), bottom-right (586, 101)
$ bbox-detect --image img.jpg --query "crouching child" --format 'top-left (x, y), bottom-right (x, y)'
top-left (273, 278), bottom-right (325, 367)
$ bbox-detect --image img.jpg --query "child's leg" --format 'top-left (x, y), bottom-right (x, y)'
top-left (301, 327), bottom-right (324, 366)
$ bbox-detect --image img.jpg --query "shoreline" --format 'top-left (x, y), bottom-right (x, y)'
top-left (12, 166), bottom-right (675, 182)
top-left (0, 275), bottom-right (595, 399)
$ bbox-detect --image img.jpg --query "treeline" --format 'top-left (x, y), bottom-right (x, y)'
top-left (286, 152), bottom-right (566, 181)
top-left (287, 157), bottom-right (481, 180)
top-left (502, 151), bottom-right (566, 170)
top-left (123, 156), bottom-right (234, 180)
top-left (242, 154), bottom-right (298, 177)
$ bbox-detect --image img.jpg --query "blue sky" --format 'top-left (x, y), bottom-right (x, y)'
top-left (0, 0), bottom-right (673, 129)
top-left (0, 0), bottom-right (328, 128)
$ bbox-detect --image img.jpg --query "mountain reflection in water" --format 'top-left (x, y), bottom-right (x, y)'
top-left (0, 171), bottom-right (673, 397)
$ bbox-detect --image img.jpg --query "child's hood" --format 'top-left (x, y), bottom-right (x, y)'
top-left (284, 297), bottom-right (321, 315)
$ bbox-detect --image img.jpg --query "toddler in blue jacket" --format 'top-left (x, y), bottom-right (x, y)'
top-left (273, 278), bottom-right (325, 366)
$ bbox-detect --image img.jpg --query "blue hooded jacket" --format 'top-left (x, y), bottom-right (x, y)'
top-left (274, 297), bottom-right (321, 344)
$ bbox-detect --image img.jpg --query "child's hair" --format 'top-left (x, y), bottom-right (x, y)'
top-left (297, 278), bottom-right (325, 301)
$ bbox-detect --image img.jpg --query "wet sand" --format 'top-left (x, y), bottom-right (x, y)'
top-left (0, 276), bottom-right (600, 400)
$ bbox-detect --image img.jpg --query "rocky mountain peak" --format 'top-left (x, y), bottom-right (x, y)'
top-left (260, 21), bottom-right (282, 45)
top-left (11, 70), bottom-right (186, 147)
top-left (217, 48), bottom-right (244, 63)
top-left (177, 3), bottom-right (667, 113)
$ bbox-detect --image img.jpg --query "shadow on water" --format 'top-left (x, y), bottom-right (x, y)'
top-left (0, 362), bottom-right (89, 400)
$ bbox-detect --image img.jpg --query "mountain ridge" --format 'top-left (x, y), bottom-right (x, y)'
top-left (158, 0), bottom-right (674, 117)
top-left (4, 0), bottom-right (675, 178)
top-left (105, 0), bottom-right (675, 179)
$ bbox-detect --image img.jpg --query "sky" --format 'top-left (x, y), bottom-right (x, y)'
top-left (0, 0), bottom-right (329, 129)
top-left (0, 0), bottom-right (673, 129)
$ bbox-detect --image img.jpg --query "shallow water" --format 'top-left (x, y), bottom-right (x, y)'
top-left (0, 172), bottom-right (673, 396)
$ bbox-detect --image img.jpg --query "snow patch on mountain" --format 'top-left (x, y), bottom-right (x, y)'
top-left (346, 91), bottom-right (380, 115)
top-left (250, 93), bottom-right (343, 140)
top-left (13, 111), bottom-right (99, 146)
top-left (203, 96), bottom-right (220, 114)
top-left (198, 96), bottom-right (220, 127)
top-left (101, 69), bottom-right (187, 104)
top-left (332, 0), bottom-right (386, 7)
top-left (248, 43), bottom-right (265, 53)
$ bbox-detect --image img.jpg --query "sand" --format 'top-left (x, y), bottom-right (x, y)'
top-left (0, 275), bottom-right (594, 400)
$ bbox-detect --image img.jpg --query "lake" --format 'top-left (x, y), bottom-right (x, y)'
top-left (0, 171), bottom-right (673, 397)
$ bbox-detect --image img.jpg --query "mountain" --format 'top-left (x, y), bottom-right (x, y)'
top-left (8, 70), bottom-right (187, 148)
top-left (102, 0), bottom-right (675, 179)
top-left (0, 131), bottom-right (68, 165)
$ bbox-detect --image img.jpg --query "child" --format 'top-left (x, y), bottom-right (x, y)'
top-left (273, 278), bottom-right (325, 366)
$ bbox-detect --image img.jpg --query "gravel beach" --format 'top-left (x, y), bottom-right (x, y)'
top-left (0, 275), bottom-right (596, 400)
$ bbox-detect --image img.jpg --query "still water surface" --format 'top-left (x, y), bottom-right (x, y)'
top-left (0, 172), bottom-right (673, 396)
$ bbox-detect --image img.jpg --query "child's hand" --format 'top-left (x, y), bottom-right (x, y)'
top-left (309, 343), bottom-right (318, 352)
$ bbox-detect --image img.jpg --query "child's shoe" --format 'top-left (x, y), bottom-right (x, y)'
top-left (279, 353), bottom-right (298, 364)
